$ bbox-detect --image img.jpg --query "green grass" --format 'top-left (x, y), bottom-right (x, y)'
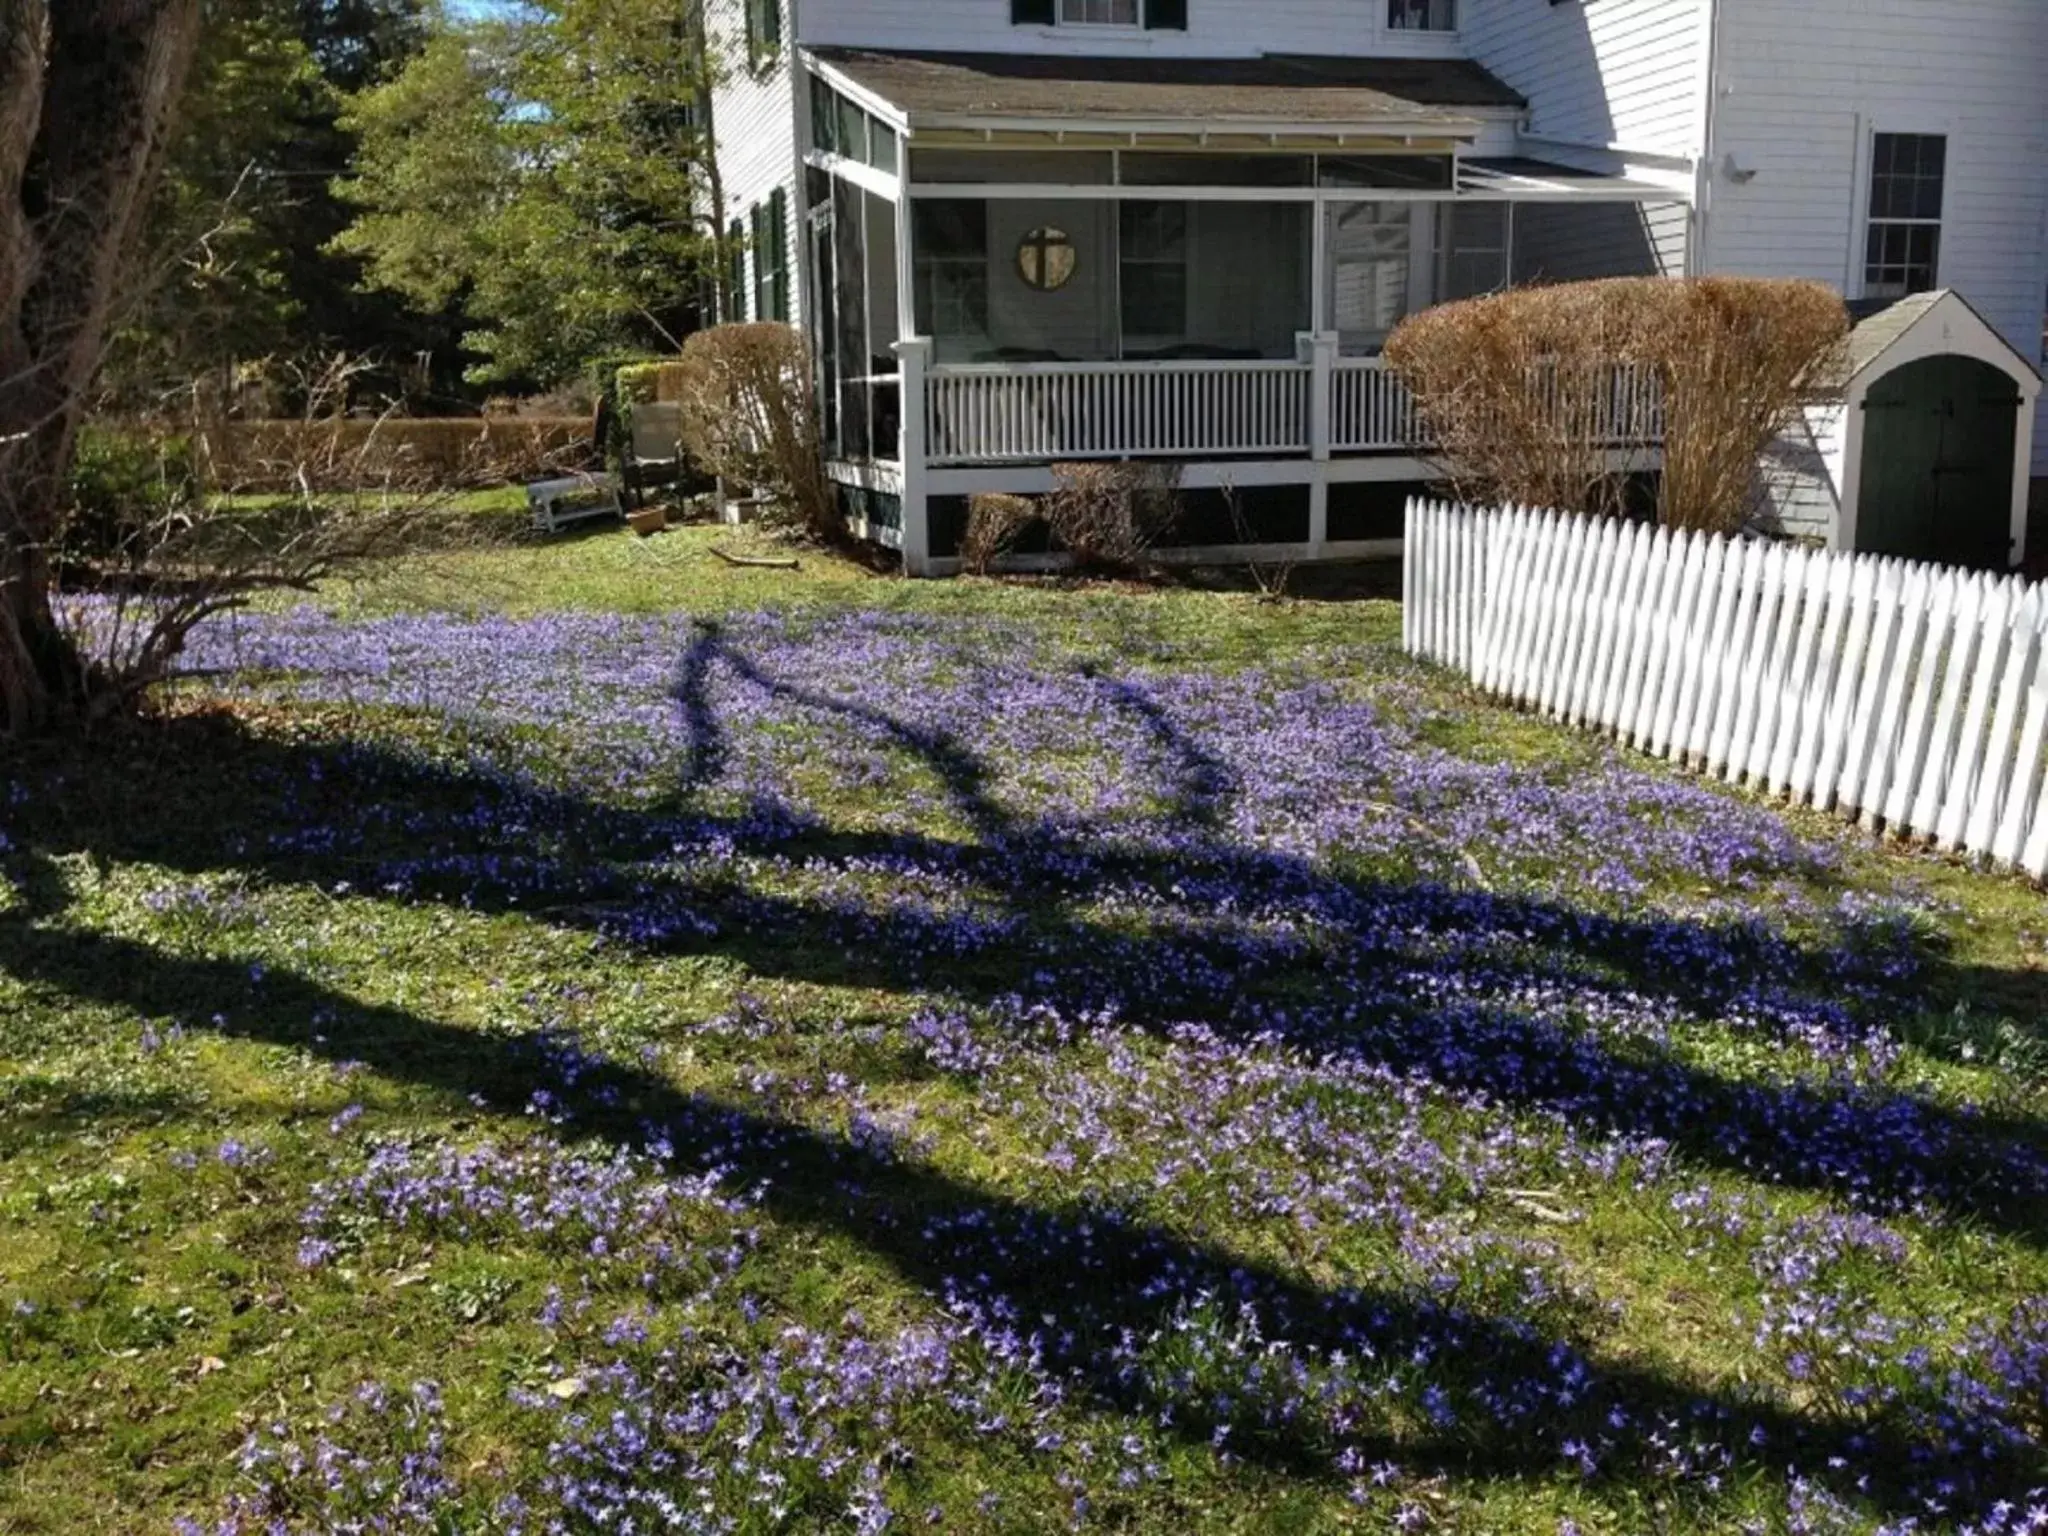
top-left (2, 525), bottom-right (2045, 1533)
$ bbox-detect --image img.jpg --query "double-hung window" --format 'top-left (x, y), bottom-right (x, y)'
top-left (1863, 132), bottom-right (1945, 300)
top-left (1062, 0), bottom-right (1139, 21)
top-left (1013, 0), bottom-right (1183, 28)
top-left (1388, 0), bottom-right (1455, 30)
top-left (744, 0), bottom-right (780, 66)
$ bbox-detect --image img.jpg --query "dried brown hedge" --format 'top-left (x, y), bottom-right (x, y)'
top-left (617, 361), bottom-right (693, 406)
top-left (675, 324), bottom-right (834, 542)
top-left (1385, 277), bottom-right (1847, 533)
top-left (205, 417), bottom-right (594, 493)
top-left (1652, 278), bottom-right (1849, 533)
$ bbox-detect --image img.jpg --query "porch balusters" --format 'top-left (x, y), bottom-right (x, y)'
top-left (918, 357), bottom-right (1660, 466)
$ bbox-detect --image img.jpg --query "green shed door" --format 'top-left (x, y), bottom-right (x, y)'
top-left (1857, 355), bottom-right (2020, 570)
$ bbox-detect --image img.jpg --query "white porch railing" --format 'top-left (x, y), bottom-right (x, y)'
top-left (923, 354), bottom-right (1664, 467)
top-left (1329, 358), bottom-right (1426, 452)
top-left (925, 360), bottom-right (1308, 465)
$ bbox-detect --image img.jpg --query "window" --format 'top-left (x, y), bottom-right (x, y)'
top-left (1388, 0), bottom-right (1455, 29)
top-left (751, 191), bottom-right (789, 323)
top-left (744, 0), bottom-right (780, 65)
top-left (1119, 202), bottom-right (1188, 341)
top-left (1013, 0), bottom-right (1181, 27)
top-left (809, 75), bottom-right (837, 154)
top-left (913, 201), bottom-right (990, 354)
top-left (1061, 0), bottom-right (1139, 21)
top-left (1017, 227), bottom-right (1078, 291)
top-left (1864, 132), bottom-right (1945, 300)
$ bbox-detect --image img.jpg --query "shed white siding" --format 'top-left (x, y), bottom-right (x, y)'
top-left (1704, 0), bottom-right (2048, 473)
top-left (710, 0), bottom-right (805, 324)
top-left (1758, 404), bottom-right (1848, 542)
top-left (1462, 0), bottom-right (1709, 162)
top-left (793, 0), bottom-right (1463, 60)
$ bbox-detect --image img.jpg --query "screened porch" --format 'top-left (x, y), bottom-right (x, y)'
top-left (801, 48), bottom-right (1686, 474)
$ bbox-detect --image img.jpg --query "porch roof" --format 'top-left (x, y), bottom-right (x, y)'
top-left (1459, 157), bottom-right (1686, 203)
top-left (810, 47), bottom-right (1522, 139)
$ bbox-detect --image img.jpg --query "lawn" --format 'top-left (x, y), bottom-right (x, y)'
top-left (2, 524), bottom-right (2045, 1535)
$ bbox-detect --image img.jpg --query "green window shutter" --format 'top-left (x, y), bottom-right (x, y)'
top-left (727, 218), bottom-right (747, 321)
top-left (1011, 0), bottom-right (1055, 23)
top-left (1145, 0), bottom-right (1188, 29)
top-left (769, 189), bottom-right (790, 322)
top-left (750, 203), bottom-right (770, 321)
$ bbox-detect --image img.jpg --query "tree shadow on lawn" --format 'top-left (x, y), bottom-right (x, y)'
top-left (0, 909), bottom-right (2039, 1520)
top-left (7, 687), bottom-right (2047, 1250)
top-left (4, 645), bottom-right (2048, 1514)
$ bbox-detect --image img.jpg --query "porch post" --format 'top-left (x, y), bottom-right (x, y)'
top-left (1305, 330), bottom-right (1338, 553)
top-left (895, 336), bottom-right (933, 576)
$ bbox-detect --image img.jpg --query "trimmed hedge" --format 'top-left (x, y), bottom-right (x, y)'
top-left (616, 361), bottom-right (692, 406)
top-left (205, 417), bottom-right (596, 492)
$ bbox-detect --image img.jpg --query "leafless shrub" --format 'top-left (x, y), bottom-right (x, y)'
top-left (1385, 281), bottom-right (1660, 519)
top-left (1219, 477), bottom-right (1295, 600)
top-left (1043, 461), bottom-right (1181, 575)
top-left (961, 492), bottom-right (1037, 575)
top-left (1386, 277), bottom-right (1848, 534)
top-left (1649, 278), bottom-right (1849, 533)
top-left (54, 386), bottom-right (494, 722)
top-left (674, 324), bottom-right (835, 542)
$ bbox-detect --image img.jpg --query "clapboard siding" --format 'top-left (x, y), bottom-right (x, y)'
top-left (1462, 0), bottom-right (1709, 158)
top-left (796, 0), bottom-right (1466, 60)
top-left (711, 0), bottom-right (804, 324)
top-left (1406, 497), bottom-right (2048, 875)
top-left (1757, 405), bottom-right (1847, 541)
top-left (1708, 0), bottom-right (2048, 473)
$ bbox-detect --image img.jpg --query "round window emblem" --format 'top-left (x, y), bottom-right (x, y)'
top-left (1017, 226), bottom-right (1077, 292)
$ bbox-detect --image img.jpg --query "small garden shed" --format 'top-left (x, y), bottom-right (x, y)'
top-left (1759, 290), bottom-right (2040, 570)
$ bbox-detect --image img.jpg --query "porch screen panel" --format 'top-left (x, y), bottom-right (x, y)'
top-left (1121, 201), bottom-right (1308, 360)
top-left (917, 198), bottom-right (1115, 364)
top-left (1436, 202), bottom-right (1509, 302)
top-left (989, 199), bottom-right (1115, 363)
top-left (1509, 202), bottom-right (1678, 285)
top-left (913, 201), bottom-right (990, 365)
top-left (832, 177), bottom-right (871, 461)
top-left (1327, 202), bottom-right (1423, 353)
top-left (863, 190), bottom-right (902, 459)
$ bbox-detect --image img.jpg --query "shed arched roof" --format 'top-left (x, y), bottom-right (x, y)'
top-left (1836, 290), bottom-right (2042, 397)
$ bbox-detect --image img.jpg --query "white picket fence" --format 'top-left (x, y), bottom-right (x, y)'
top-left (1402, 497), bottom-right (2048, 878)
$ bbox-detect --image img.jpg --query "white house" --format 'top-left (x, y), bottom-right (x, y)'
top-left (706, 0), bottom-right (2048, 574)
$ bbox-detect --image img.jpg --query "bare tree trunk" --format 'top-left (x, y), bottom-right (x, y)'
top-left (0, 0), bottom-right (201, 735)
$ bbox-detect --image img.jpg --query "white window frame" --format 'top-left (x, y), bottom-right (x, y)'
top-left (1853, 123), bottom-right (1950, 302)
top-left (1059, 0), bottom-right (1141, 25)
top-left (1386, 0), bottom-right (1457, 33)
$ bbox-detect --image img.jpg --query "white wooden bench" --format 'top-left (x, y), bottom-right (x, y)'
top-left (527, 473), bottom-right (623, 535)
